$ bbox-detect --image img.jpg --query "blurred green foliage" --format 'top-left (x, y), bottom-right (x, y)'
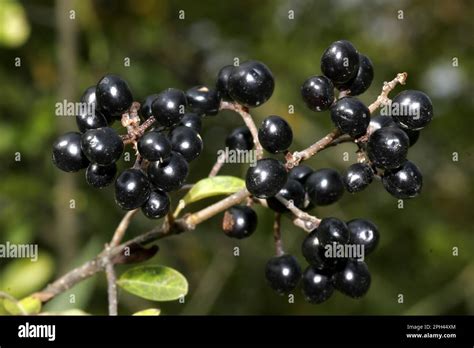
top-left (0, 0), bottom-right (473, 315)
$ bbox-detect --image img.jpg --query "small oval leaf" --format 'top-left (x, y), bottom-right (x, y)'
top-left (133, 308), bottom-right (161, 316)
top-left (4, 296), bottom-right (41, 315)
top-left (118, 265), bottom-right (188, 302)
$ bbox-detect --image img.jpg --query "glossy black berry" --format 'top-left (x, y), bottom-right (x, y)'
top-left (301, 75), bottom-right (334, 112)
top-left (225, 126), bottom-right (253, 151)
top-left (147, 152), bottom-right (189, 192)
top-left (321, 40), bottom-right (359, 84)
top-left (76, 107), bottom-right (109, 133)
top-left (96, 75), bottom-right (133, 117)
top-left (151, 88), bottom-right (187, 127)
top-left (391, 90), bottom-right (433, 130)
top-left (330, 97), bottom-right (370, 138)
top-left (343, 163), bottom-right (374, 193)
top-left (369, 115), bottom-right (396, 132)
top-left (305, 168), bottom-right (344, 206)
top-left (52, 132), bottom-right (89, 172)
top-left (115, 169), bottom-right (151, 210)
top-left (141, 190), bottom-right (170, 219)
top-left (169, 126), bottom-right (203, 162)
top-left (347, 219), bottom-right (379, 256)
top-left (137, 131), bottom-right (171, 162)
top-left (80, 86), bottom-right (114, 124)
top-left (382, 160), bottom-right (423, 199)
top-left (332, 259), bottom-right (371, 298)
top-left (302, 267), bottom-right (334, 304)
top-left (222, 205), bottom-right (258, 239)
top-left (265, 254), bottom-right (302, 295)
top-left (337, 53), bottom-right (374, 96)
top-left (216, 65), bottom-right (234, 101)
top-left (258, 115), bottom-right (293, 154)
top-left (318, 217), bottom-right (350, 246)
top-left (367, 127), bottom-right (409, 169)
top-left (139, 94), bottom-right (159, 120)
top-left (266, 179), bottom-right (305, 213)
top-left (185, 85), bottom-right (221, 116)
top-left (85, 163), bottom-right (116, 188)
top-left (301, 229), bottom-right (346, 271)
top-left (288, 165), bottom-right (313, 186)
top-left (401, 128), bottom-right (420, 147)
top-left (180, 113), bottom-right (202, 133)
top-left (245, 158), bottom-right (288, 199)
top-left (81, 127), bottom-right (124, 166)
top-left (228, 60), bottom-right (274, 107)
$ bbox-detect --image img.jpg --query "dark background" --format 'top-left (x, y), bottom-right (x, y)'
top-left (0, 0), bottom-right (473, 315)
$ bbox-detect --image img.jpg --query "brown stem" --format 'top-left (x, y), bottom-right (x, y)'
top-left (273, 213), bottom-right (284, 256)
top-left (208, 152), bottom-right (226, 177)
top-left (275, 195), bottom-right (321, 231)
top-left (104, 253), bottom-right (118, 316)
top-left (110, 209), bottom-right (139, 248)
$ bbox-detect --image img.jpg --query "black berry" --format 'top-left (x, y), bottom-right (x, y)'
top-left (147, 151), bottom-right (189, 192)
top-left (347, 219), bottom-right (379, 256)
top-left (330, 97), bottom-right (370, 138)
top-left (343, 163), bottom-right (374, 193)
top-left (115, 169), bottom-right (151, 210)
top-left (382, 160), bottom-right (423, 199)
top-left (367, 127), bottom-right (409, 169)
top-left (391, 90), bottom-right (433, 130)
top-left (288, 165), bottom-right (313, 186)
top-left (305, 168), bottom-right (344, 206)
top-left (76, 107), bottom-right (108, 133)
top-left (401, 128), bottom-right (420, 147)
top-left (302, 267), bottom-right (334, 304)
top-left (185, 85), bottom-right (221, 116)
top-left (52, 132), bottom-right (89, 172)
top-left (141, 190), bottom-right (170, 219)
top-left (258, 115), bottom-right (293, 154)
top-left (216, 65), bottom-right (235, 101)
top-left (321, 40), bottom-right (359, 84)
top-left (96, 75), bottom-right (133, 117)
top-left (267, 179), bottom-right (305, 213)
top-left (169, 126), bottom-right (203, 162)
top-left (245, 158), bottom-right (288, 199)
top-left (151, 88), bottom-right (187, 127)
top-left (332, 259), bottom-right (371, 298)
top-left (301, 75), bottom-right (334, 112)
top-left (139, 94), bottom-right (159, 120)
top-left (228, 60), bottom-right (275, 107)
top-left (301, 229), bottom-right (345, 271)
top-left (222, 205), bottom-right (258, 239)
top-left (137, 131), bottom-right (171, 162)
top-left (81, 127), bottom-right (124, 166)
top-left (85, 163), bottom-right (116, 188)
top-left (369, 115), bottom-right (396, 132)
top-left (318, 217), bottom-right (350, 246)
top-left (265, 254), bottom-right (302, 294)
top-left (225, 126), bottom-right (253, 151)
top-left (180, 113), bottom-right (202, 133)
top-left (337, 53), bottom-right (374, 96)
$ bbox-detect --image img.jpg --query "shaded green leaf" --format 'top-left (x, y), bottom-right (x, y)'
top-left (132, 308), bottom-right (161, 316)
top-left (4, 296), bottom-right (41, 315)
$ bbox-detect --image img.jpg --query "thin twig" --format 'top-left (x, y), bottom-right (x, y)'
top-left (208, 152), bottom-right (226, 177)
top-left (273, 213), bottom-right (284, 256)
top-left (104, 251), bottom-right (118, 316)
top-left (110, 209), bottom-right (139, 248)
top-left (368, 72), bottom-right (407, 114)
top-left (275, 195), bottom-right (321, 231)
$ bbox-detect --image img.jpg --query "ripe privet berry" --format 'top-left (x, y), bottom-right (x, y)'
top-left (330, 97), bottom-right (370, 138)
top-left (222, 205), bottom-right (258, 239)
top-left (318, 217), bottom-right (350, 246)
top-left (137, 131), bottom-right (171, 162)
top-left (336, 53), bottom-right (374, 96)
top-left (225, 126), bottom-right (253, 151)
top-left (288, 165), bottom-right (313, 186)
top-left (216, 65), bottom-right (235, 101)
top-left (151, 88), bottom-right (187, 127)
top-left (265, 254), bottom-right (302, 294)
top-left (52, 132), bottom-right (89, 172)
top-left (180, 113), bottom-right (202, 133)
top-left (185, 85), bottom-right (221, 116)
top-left (382, 160), bottom-right (423, 199)
top-left (169, 126), bottom-right (203, 162)
top-left (85, 163), bottom-right (117, 188)
top-left (369, 115), bottom-right (396, 132)
top-left (301, 75), bottom-right (334, 112)
top-left (367, 127), bottom-right (409, 169)
top-left (343, 163), bottom-right (374, 193)
top-left (141, 190), bottom-right (170, 219)
top-left (114, 169), bottom-right (151, 210)
top-left (76, 107), bottom-right (109, 133)
top-left (401, 128), bottom-right (420, 147)
top-left (305, 168), bottom-right (344, 206)
top-left (139, 94), bottom-right (159, 120)
top-left (301, 229), bottom-right (345, 271)
top-left (81, 127), bottom-right (124, 166)
top-left (302, 267), bottom-right (334, 304)
top-left (391, 90), bottom-right (433, 130)
top-left (258, 115), bottom-right (293, 154)
top-left (245, 158), bottom-right (288, 199)
top-left (228, 60), bottom-right (275, 107)
top-left (347, 219), bottom-right (379, 256)
top-left (147, 151), bottom-right (189, 192)
top-left (266, 179), bottom-right (305, 213)
top-left (96, 74), bottom-right (133, 117)
top-left (332, 259), bottom-right (371, 298)
top-left (321, 40), bottom-right (359, 84)
top-left (81, 86), bottom-right (114, 124)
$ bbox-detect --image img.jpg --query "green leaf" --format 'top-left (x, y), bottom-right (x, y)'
top-left (0, 0), bottom-right (30, 48)
top-left (174, 176), bottom-right (245, 216)
top-left (132, 308), bottom-right (161, 316)
top-left (3, 296), bottom-right (41, 315)
top-left (118, 265), bottom-right (188, 302)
